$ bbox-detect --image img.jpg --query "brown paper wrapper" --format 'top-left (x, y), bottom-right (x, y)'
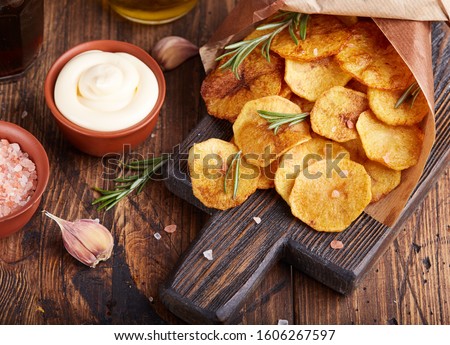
top-left (199, 0), bottom-right (447, 227)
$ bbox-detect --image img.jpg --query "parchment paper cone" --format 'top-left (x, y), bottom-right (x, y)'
top-left (199, 0), bottom-right (449, 226)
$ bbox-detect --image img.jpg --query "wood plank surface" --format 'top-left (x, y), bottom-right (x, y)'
top-left (0, 0), bottom-right (448, 325)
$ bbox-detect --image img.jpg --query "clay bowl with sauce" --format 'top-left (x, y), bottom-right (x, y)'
top-left (0, 121), bottom-right (50, 238)
top-left (44, 40), bottom-right (166, 157)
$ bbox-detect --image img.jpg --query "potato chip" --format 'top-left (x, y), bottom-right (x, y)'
top-left (356, 110), bottom-right (424, 170)
top-left (367, 87), bottom-right (429, 126)
top-left (275, 137), bottom-right (349, 203)
top-left (363, 160), bottom-right (401, 202)
top-left (258, 159), bottom-right (279, 189)
top-left (289, 159), bottom-right (372, 232)
top-left (233, 96), bottom-right (311, 167)
top-left (289, 95), bottom-right (315, 113)
top-left (201, 49), bottom-right (283, 122)
top-left (341, 136), bottom-right (401, 202)
top-left (284, 57), bottom-right (352, 101)
top-left (279, 81), bottom-right (293, 99)
top-left (310, 86), bottom-right (368, 142)
top-left (336, 22), bottom-right (414, 90)
top-left (340, 137), bottom-right (367, 162)
top-left (337, 16), bottom-right (358, 27)
top-left (188, 138), bottom-right (259, 210)
top-left (346, 79), bottom-right (368, 94)
top-left (271, 15), bottom-right (351, 61)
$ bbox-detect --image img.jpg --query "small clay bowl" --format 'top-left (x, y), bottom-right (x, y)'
top-left (44, 40), bottom-right (166, 157)
top-left (0, 121), bottom-right (50, 238)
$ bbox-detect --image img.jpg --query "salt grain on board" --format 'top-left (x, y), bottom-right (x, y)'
top-left (203, 249), bottom-right (213, 261)
top-left (330, 240), bottom-right (344, 249)
top-left (154, 232), bottom-right (162, 240)
top-left (164, 224), bottom-right (177, 233)
top-left (278, 319), bottom-right (289, 325)
top-left (253, 216), bottom-right (261, 224)
top-left (0, 139), bottom-right (37, 217)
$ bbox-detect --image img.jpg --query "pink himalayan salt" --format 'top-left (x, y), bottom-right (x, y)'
top-left (0, 139), bottom-right (37, 218)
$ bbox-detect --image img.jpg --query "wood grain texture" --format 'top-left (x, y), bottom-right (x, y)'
top-left (0, 0), bottom-right (448, 325)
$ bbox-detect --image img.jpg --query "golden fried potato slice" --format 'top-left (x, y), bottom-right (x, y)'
top-left (257, 159), bottom-right (279, 189)
top-left (363, 160), bottom-right (401, 202)
top-left (367, 87), bottom-right (429, 126)
top-left (289, 95), bottom-right (315, 113)
top-left (336, 22), bottom-right (414, 90)
top-left (271, 15), bottom-right (351, 61)
top-left (340, 137), bottom-right (367, 162)
top-left (310, 86), bottom-right (368, 142)
top-left (201, 49), bottom-right (283, 122)
top-left (356, 110), bottom-right (424, 170)
top-left (337, 16), bottom-right (358, 27)
top-left (188, 138), bottom-right (259, 210)
top-left (289, 159), bottom-right (372, 232)
top-left (233, 96), bottom-right (311, 167)
top-left (346, 79), bottom-right (368, 94)
top-left (279, 81), bottom-right (293, 99)
top-left (275, 137), bottom-right (349, 203)
top-left (284, 57), bottom-right (352, 101)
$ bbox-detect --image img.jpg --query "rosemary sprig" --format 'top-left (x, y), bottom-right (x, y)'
top-left (216, 12), bottom-right (310, 78)
top-left (257, 110), bottom-right (310, 135)
top-left (92, 156), bottom-right (167, 211)
top-left (223, 151), bottom-right (242, 200)
top-left (395, 82), bottom-right (421, 109)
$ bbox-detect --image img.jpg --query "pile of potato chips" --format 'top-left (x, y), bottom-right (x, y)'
top-left (190, 15), bottom-right (427, 232)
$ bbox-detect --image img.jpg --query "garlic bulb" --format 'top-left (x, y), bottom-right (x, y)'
top-left (44, 211), bottom-right (114, 268)
top-left (152, 36), bottom-right (199, 71)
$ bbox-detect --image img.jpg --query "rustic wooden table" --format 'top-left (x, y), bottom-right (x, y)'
top-left (0, 0), bottom-right (448, 325)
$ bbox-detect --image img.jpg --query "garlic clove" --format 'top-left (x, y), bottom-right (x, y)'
top-left (44, 211), bottom-right (114, 268)
top-left (152, 36), bottom-right (199, 71)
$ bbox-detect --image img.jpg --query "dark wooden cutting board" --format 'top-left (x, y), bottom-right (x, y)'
top-left (160, 24), bottom-right (450, 325)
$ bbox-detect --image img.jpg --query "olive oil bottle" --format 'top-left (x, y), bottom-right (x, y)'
top-left (108, 0), bottom-right (198, 24)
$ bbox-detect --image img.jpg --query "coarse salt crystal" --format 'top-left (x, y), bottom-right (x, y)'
top-left (203, 249), bottom-right (213, 261)
top-left (154, 232), bottom-right (162, 240)
top-left (21, 111), bottom-right (28, 119)
top-left (0, 139), bottom-right (37, 218)
top-left (330, 240), bottom-right (344, 249)
top-left (278, 319), bottom-right (289, 325)
top-left (313, 48), bottom-right (318, 56)
top-left (164, 224), bottom-right (177, 233)
top-left (331, 126), bottom-right (337, 133)
top-left (331, 190), bottom-right (340, 198)
top-left (253, 216), bottom-right (261, 224)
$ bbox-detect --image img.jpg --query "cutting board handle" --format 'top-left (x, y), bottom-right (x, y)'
top-left (160, 192), bottom-right (289, 324)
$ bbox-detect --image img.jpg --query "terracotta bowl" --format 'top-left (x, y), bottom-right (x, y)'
top-left (0, 121), bottom-right (50, 238)
top-left (44, 40), bottom-right (166, 157)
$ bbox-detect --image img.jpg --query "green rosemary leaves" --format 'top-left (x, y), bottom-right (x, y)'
top-left (395, 82), bottom-right (421, 109)
top-left (216, 12), bottom-right (309, 78)
top-left (92, 156), bottom-right (167, 211)
top-left (223, 151), bottom-right (242, 199)
top-left (257, 110), bottom-right (310, 135)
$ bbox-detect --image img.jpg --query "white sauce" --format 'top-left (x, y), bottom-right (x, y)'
top-left (54, 50), bottom-right (159, 132)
